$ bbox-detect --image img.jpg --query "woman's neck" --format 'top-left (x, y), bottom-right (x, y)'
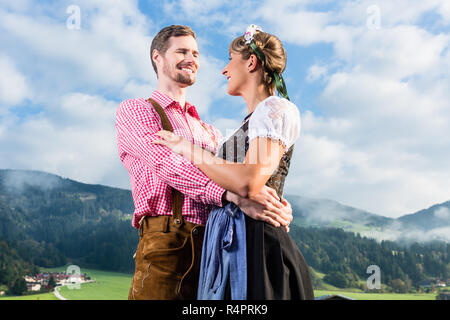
top-left (241, 83), bottom-right (271, 115)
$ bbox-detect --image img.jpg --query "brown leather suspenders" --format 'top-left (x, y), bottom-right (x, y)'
top-left (129, 99), bottom-right (204, 300)
top-left (147, 98), bottom-right (184, 225)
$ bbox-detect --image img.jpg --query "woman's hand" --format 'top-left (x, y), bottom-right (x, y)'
top-left (248, 185), bottom-right (283, 211)
top-left (151, 130), bottom-right (193, 157)
top-left (230, 186), bottom-right (293, 230)
top-left (250, 186), bottom-right (293, 231)
top-left (280, 197), bottom-right (293, 232)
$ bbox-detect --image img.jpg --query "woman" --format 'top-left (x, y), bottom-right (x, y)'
top-left (152, 25), bottom-right (314, 300)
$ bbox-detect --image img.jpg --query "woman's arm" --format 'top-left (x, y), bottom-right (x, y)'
top-left (151, 130), bottom-right (285, 199)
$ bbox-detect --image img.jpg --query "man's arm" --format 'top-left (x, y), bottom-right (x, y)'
top-left (116, 99), bottom-right (292, 228)
top-left (115, 99), bottom-right (224, 207)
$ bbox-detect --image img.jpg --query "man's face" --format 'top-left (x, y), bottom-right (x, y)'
top-left (155, 36), bottom-right (199, 87)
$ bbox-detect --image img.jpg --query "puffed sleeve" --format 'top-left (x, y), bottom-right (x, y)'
top-left (247, 96), bottom-right (301, 149)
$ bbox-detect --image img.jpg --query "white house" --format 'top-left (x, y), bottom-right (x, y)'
top-left (26, 283), bottom-right (42, 292)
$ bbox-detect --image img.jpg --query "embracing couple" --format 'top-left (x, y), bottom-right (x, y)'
top-left (115, 24), bottom-right (314, 300)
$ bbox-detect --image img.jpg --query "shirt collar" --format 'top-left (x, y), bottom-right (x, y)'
top-left (150, 91), bottom-right (201, 121)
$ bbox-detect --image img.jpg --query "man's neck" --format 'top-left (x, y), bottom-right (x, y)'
top-left (157, 81), bottom-right (187, 110)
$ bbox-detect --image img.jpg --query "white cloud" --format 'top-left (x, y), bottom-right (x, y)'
top-left (0, 55), bottom-right (30, 107)
top-left (267, 2), bottom-right (450, 217)
top-left (0, 92), bottom-right (129, 188)
top-left (0, 1), bottom-right (228, 191)
top-left (0, 0), bottom-right (154, 94)
top-left (57, 93), bottom-right (117, 128)
top-left (398, 227), bottom-right (450, 243)
top-left (121, 79), bottom-right (157, 100)
top-left (434, 207), bottom-right (450, 220)
top-left (0, 0), bottom-right (229, 111)
top-left (306, 64), bottom-right (328, 82)
top-left (438, 1), bottom-right (450, 24)
top-left (336, 0), bottom-right (445, 26)
top-left (352, 26), bottom-right (449, 79)
top-left (115, 2), bottom-right (450, 219)
top-left (286, 77), bottom-right (450, 217)
top-left (359, 225), bottom-right (450, 243)
top-left (1, 0), bottom-right (449, 220)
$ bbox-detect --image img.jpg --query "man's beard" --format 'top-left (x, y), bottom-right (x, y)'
top-left (176, 72), bottom-right (195, 85)
top-left (163, 62), bottom-right (196, 86)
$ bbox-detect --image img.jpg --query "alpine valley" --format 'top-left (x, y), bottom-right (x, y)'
top-left (0, 169), bottom-right (448, 294)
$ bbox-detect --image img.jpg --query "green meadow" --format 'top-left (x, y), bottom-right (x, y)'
top-left (47, 266), bottom-right (133, 300)
top-left (58, 271), bottom-right (131, 300)
top-left (313, 290), bottom-right (436, 300)
top-left (311, 267), bottom-right (438, 300)
top-left (0, 265), bottom-right (439, 300)
top-left (0, 266), bottom-right (132, 301)
top-left (0, 292), bottom-right (59, 300)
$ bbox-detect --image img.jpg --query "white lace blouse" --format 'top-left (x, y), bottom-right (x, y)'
top-left (247, 96), bottom-right (301, 149)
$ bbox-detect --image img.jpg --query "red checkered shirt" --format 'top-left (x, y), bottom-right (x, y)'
top-left (115, 91), bottom-right (225, 228)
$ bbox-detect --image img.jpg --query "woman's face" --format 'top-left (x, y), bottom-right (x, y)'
top-left (222, 51), bottom-right (248, 96)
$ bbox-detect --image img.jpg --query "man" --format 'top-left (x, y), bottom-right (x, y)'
top-left (115, 25), bottom-right (292, 300)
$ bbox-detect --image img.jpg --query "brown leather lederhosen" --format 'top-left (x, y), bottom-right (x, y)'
top-left (128, 98), bottom-right (205, 300)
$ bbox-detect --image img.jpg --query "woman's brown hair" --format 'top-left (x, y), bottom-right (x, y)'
top-left (229, 31), bottom-right (287, 95)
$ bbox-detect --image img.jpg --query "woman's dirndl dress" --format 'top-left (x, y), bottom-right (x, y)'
top-left (197, 96), bottom-right (314, 300)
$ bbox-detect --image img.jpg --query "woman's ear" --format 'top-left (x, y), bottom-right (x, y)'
top-left (247, 54), bottom-right (259, 72)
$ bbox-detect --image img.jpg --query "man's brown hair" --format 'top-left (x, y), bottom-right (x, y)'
top-left (150, 25), bottom-right (197, 75)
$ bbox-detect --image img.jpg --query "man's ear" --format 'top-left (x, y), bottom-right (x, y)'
top-left (247, 54), bottom-right (259, 72)
top-left (152, 49), bottom-right (163, 77)
top-left (152, 49), bottom-right (160, 65)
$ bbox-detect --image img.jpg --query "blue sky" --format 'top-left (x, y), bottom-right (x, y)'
top-left (1, 0), bottom-right (449, 218)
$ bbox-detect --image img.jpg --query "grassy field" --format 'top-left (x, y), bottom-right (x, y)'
top-left (46, 266), bottom-right (133, 300)
top-left (0, 292), bottom-right (59, 300)
top-left (0, 266), bottom-right (132, 301)
top-left (313, 290), bottom-right (437, 300)
top-left (58, 269), bottom-right (132, 300)
top-left (0, 265), bottom-right (439, 300)
top-left (311, 267), bottom-right (438, 300)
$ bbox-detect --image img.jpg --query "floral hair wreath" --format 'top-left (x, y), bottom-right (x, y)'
top-left (244, 24), bottom-right (263, 44)
top-left (243, 24), bottom-right (290, 101)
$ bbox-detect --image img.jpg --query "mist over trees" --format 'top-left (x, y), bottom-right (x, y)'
top-left (0, 170), bottom-right (448, 295)
top-left (290, 226), bottom-right (449, 292)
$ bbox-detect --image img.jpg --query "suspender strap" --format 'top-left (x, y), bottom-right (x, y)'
top-left (147, 98), bottom-right (184, 227)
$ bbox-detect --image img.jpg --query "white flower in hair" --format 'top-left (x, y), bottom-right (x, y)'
top-left (244, 24), bottom-right (263, 44)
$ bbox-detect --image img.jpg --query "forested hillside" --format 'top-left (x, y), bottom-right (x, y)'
top-left (0, 170), bottom-right (448, 295)
top-left (290, 226), bottom-right (449, 291)
top-left (0, 170), bottom-right (138, 294)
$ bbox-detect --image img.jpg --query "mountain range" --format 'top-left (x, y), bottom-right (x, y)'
top-left (284, 194), bottom-right (450, 243)
top-left (0, 169), bottom-right (448, 292)
top-left (1, 168), bottom-right (448, 244)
